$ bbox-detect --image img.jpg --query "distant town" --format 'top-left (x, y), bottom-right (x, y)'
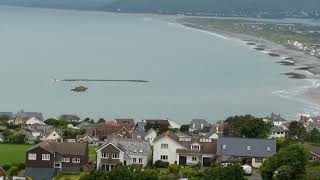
top-left (0, 111), bottom-right (320, 180)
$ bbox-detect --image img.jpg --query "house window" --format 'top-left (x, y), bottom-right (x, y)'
top-left (247, 146), bottom-right (251, 151)
top-left (62, 158), bottom-right (70, 162)
top-left (139, 150), bottom-right (143, 153)
top-left (222, 145), bottom-right (227, 150)
top-left (54, 163), bottom-right (61, 168)
top-left (139, 158), bottom-right (143, 164)
top-left (133, 158), bottom-right (137, 163)
top-left (191, 144), bottom-right (200, 150)
top-left (192, 156), bottom-right (197, 161)
top-left (161, 143), bottom-right (168, 149)
top-left (160, 155), bottom-right (168, 161)
top-left (28, 153), bottom-right (37, 160)
top-left (42, 154), bottom-right (50, 161)
top-left (112, 153), bottom-right (119, 159)
top-left (102, 153), bottom-right (109, 158)
top-left (267, 147), bottom-right (271, 152)
top-left (72, 158), bottom-right (80, 163)
top-left (255, 158), bottom-right (263, 163)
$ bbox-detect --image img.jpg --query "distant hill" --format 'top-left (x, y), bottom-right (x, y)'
top-left (0, 0), bottom-right (320, 18)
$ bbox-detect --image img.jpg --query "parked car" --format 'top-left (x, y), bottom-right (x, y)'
top-left (242, 164), bottom-right (252, 175)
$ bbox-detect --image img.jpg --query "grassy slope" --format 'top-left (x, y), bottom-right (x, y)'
top-left (0, 144), bottom-right (32, 165)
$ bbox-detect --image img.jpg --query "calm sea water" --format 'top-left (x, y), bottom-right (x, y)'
top-left (0, 6), bottom-right (317, 123)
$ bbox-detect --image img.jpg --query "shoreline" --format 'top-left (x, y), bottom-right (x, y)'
top-left (174, 18), bottom-right (320, 113)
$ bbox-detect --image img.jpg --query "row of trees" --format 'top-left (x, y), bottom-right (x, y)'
top-left (1, 129), bottom-right (26, 144)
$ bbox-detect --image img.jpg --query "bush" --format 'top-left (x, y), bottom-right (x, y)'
top-left (275, 165), bottom-right (294, 180)
top-left (159, 173), bottom-right (178, 180)
top-left (154, 160), bottom-right (169, 168)
top-left (169, 164), bottom-right (180, 174)
top-left (8, 166), bottom-right (19, 176)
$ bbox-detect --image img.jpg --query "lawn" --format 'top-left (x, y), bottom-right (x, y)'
top-left (0, 144), bottom-right (32, 165)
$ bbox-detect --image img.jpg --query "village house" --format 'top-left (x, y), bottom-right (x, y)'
top-left (144, 119), bottom-right (171, 134)
top-left (94, 120), bottom-right (131, 140)
top-left (0, 167), bottom-right (7, 180)
top-left (96, 137), bottom-right (151, 171)
top-left (304, 143), bottom-right (320, 162)
top-left (189, 119), bottom-right (211, 132)
top-left (25, 141), bottom-right (88, 180)
top-left (114, 119), bottom-right (135, 131)
top-left (11, 111), bottom-right (43, 125)
top-left (217, 137), bottom-right (276, 168)
top-left (25, 117), bottom-right (45, 126)
top-left (211, 121), bottom-right (224, 134)
top-left (269, 126), bottom-right (286, 139)
top-left (264, 113), bottom-right (287, 126)
top-left (153, 131), bottom-right (217, 167)
top-left (42, 130), bottom-right (62, 142)
top-left (77, 134), bottom-right (99, 145)
top-left (132, 128), bottom-right (157, 145)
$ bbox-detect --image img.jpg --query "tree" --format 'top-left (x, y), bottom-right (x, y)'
top-left (261, 144), bottom-right (308, 180)
top-left (275, 165), bottom-right (294, 180)
top-left (305, 128), bottom-right (320, 143)
top-left (0, 115), bottom-right (10, 125)
top-left (223, 115), bottom-right (272, 138)
top-left (203, 164), bottom-right (245, 180)
top-left (180, 124), bottom-right (189, 132)
top-left (287, 121), bottom-right (306, 142)
top-left (98, 118), bottom-right (105, 123)
top-left (108, 164), bottom-right (135, 180)
top-left (136, 169), bottom-right (159, 180)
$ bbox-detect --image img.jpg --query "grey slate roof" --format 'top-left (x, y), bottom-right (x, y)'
top-left (135, 122), bottom-right (146, 133)
top-left (101, 137), bottom-right (151, 156)
top-left (190, 119), bottom-right (211, 130)
top-left (271, 126), bottom-right (285, 133)
top-left (264, 113), bottom-right (286, 122)
top-left (217, 137), bottom-right (276, 158)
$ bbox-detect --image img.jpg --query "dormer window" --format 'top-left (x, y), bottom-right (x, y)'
top-left (139, 150), bottom-right (143, 153)
top-left (191, 144), bottom-right (200, 150)
top-left (267, 147), bottom-right (271, 152)
top-left (247, 146), bottom-right (251, 151)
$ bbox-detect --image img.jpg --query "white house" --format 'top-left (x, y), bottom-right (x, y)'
top-left (153, 131), bottom-right (217, 167)
top-left (42, 130), bottom-right (61, 141)
top-left (269, 126), bottom-right (286, 139)
top-left (264, 113), bottom-right (287, 126)
top-left (25, 117), bottom-right (45, 126)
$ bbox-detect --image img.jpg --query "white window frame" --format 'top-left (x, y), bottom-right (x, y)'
top-left (133, 158), bottom-right (137, 163)
top-left (160, 155), bottom-right (168, 161)
top-left (139, 158), bottom-right (143, 164)
top-left (102, 153), bottom-right (109, 158)
top-left (191, 144), bottom-right (200, 150)
top-left (72, 158), bottom-right (80, 163)
top-left (112, 153), bottom-right (119, 159)
top-left (192, 156), bottom-right (197, 161)
top-left (247, 146), bottom-right (251, 151)
top-left (161, 143), bottom-right (168, 149)
top-left (267, 147), bottom-right (271, 152)
top-left (42, 154), bottom-right (50, 161)
top-left (28, 153), bottom-right (37, 160)
top-left (62, 158), bottom-right (70, 162)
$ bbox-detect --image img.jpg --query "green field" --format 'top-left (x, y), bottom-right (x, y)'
top-left (0, 144), bottom-right (32, 165)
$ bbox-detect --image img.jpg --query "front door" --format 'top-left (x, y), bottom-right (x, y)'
top-left (203, 157), bottom-right (211, 167)
top-left (179, 156), bottom-right (187, 166)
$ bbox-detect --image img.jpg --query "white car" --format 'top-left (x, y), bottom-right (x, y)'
top-left (242, 164), bottom-right (252, 175)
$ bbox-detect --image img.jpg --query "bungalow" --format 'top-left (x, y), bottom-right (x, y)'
top-left (217, 137), bottom-right (276, 168)
top-left (96, 137), bottom-right (151, 171)
top-left (269, 126), bottom-right (286, 139)
top-left (189, 119), bottom-right (211, 132)
top-left (153, 131), bottom-right (217, 167)
top-left (0, 167), bottom-right (7, 180)
top-left (25, 141), bottom-right (88, 180)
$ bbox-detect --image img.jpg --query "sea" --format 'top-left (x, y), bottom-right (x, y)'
top-left (0, 6), bottom-right (319, 123)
